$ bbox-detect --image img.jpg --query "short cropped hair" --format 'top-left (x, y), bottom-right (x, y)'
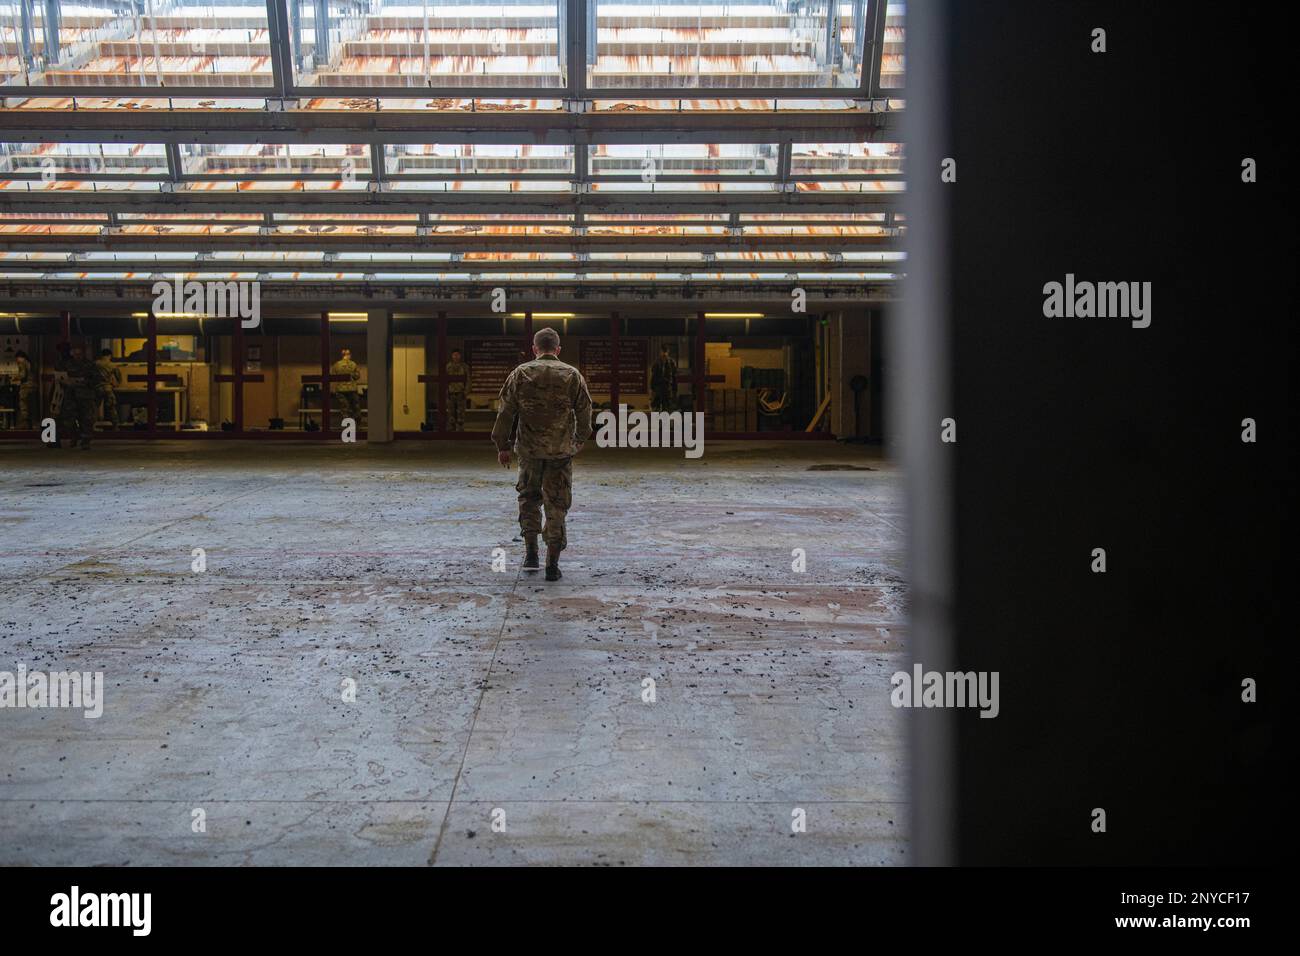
top-left (533, 327), bottom-right (560, 352)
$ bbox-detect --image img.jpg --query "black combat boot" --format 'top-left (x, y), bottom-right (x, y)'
top-left (545, 547), bottom-right (561, 582)
top-left (523, 533), bottom-right (539, 570)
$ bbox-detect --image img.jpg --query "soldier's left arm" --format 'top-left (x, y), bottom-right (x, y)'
top-left (572, 372), bottom-right (594, 445)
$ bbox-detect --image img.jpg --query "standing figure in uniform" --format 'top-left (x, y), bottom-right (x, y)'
top-left (650, 344), bottom-right (678, 412)
top-left (14, 349), bottom-right (35, 430)
top-left (331, 347), bottom-right (362, 425)
top-left (94, 349), bottom-right (122, 428)
top-left (54, 342), bottom-right (97, 449)
top-left (445, 348), bottom-right (470, 432)
top-left (491, 328), bottom-right (593, 581)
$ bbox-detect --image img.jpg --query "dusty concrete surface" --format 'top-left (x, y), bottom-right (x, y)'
top-left (0, 440), bottom-right (907, 866)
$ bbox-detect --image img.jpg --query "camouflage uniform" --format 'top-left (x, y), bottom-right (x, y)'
top-left (331, 357), bottom-right (362, 423)
top-left (445, 358), bottom-right (470, 431)
top-left (650, 353), bottom-right (678, 412)
top-left (491, 355), bottom-right (593, 553)
top-left (55, 353), bottom-right (97, 448)
top-left (15, 355), bottom-right (36, 429)
top-left (94, 356), bottom-right (122, 427)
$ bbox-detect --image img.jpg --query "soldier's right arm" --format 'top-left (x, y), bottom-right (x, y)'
top-left (490, 369), bottom-right (519, 451)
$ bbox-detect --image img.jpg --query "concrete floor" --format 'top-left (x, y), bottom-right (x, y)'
top-left (0, 439), bottom-right (907, 865)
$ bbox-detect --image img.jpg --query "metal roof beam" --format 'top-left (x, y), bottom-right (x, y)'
top-left (0, 190), bottom-right (898, 215)
top-left (0, 107), bottom-right (900, 146)
top-left (0, 234), bottom-right (900, 254)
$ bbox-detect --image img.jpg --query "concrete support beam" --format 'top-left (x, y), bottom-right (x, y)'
top-left (366, 308), bottom-right (394, 443)
top-left (830, 310), bottom-right (874, 439)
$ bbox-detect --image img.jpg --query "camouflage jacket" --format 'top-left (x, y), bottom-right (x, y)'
top-left (15, 356), bottom-right (34, 390)
top-left (95, 358), bottom-right (122, 391)
top-left (55, 354), bottom-right (97, 392)
top-left (651, 356), bottom-right (677, 391)
top-left (445, 360), bottom-right (470, 393)
top-left (491, 355), bottom-right (593, 458)
top-left (331, 358), bottom-right (361, 392)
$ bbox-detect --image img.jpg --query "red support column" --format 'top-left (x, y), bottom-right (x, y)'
top-left (609, 312), bottom-right (621, 411)
top-left (300, 314), bottom-right (343, 436)
top-left (214, 320), bottom-right (263, 433)
top-left (53, 311), bottom-right (72, 433)
top-left (418, 311), bottom-right (465, 437)
top-left (690, 311), bottom-right (725, 425)
top-left (232, 316), bottom-right (245, 432)
top-left (319, 311), bottom-right (332, 436)
top-left (436, 311), bottom-right (449, 434)
top-left (146, 311), bottom-right (158, 432)
top-left (694, 311), bottom-right (706, 414)
top-left (127, 312), bottom-right (185, 432)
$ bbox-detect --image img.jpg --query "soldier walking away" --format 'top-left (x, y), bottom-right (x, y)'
top-left (445, 348), bottom-right (470, 432)
top-left (331, 347), bottom-right (362, 425)
top-left (650, 344), bottom-right (678, 412)
top-left (94, 349), bottom-right (122, 428)
top-left (14, 349), bottom-right (36, 430)
top-left (54, 342), bottom-right (97, 449)
top-left (491, 328), bottom-right (593, 582)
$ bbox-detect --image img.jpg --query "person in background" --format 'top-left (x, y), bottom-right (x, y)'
top-left (54, 342), bottom-right (97, 449)
top-left (445, 348), bottom-right (470, 432)
top-left (95, 348), bottom-right (122, 428)
top-left (650, 344), bottom-right (678, 412)
top-left (331, 347), bottom-right (362, 425)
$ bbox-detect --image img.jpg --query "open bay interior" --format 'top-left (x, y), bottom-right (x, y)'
top-left (0, 0), bottom-right (907, 866)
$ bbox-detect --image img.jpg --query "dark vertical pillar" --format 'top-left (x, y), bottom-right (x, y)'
top-left (609, 312), bottom-right (620, 411)
top-left (42, 0), bottom-right (60, 64)
top-left (436, 310), bottom-right (448, 434)
top-left (694, 310), bottom-right (706, 414)
top-left (522, 311), bottom-right (533, 365)
top-left (146, 311), bottom-right (158, 432)
top-left (313, 0), bottom-right (329, 64)
top-left (19, 0), bottom-right (34, 68)
top-left (319, 311), bottom-right (331, 435)
top-left (232, 315), bottom-right (245, 432)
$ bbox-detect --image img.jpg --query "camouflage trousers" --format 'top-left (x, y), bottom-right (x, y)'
top-left (17, 386), bottom-right (36, 429)
top-left (96, 388), bottom-right (119, 426)
top-left (447, 391), bottom-right (466, 431)
top-left (59, 388), bottom-right (96, 445)
top-left (334, 390), bottom-right (361, 424)
top-left (516, 455), bottom-right (573, 552)
top-left (651, 388), bottom-right (675, 412)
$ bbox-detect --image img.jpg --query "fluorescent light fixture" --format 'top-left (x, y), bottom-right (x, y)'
top-left (131, 311), bottom-right (205, 318)
top-left (328, 312), bottom-right (368, 321)
top-left (510, 312), bottom-right (576, 318)
top-left (704, 312), bottom-right (764, 318)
